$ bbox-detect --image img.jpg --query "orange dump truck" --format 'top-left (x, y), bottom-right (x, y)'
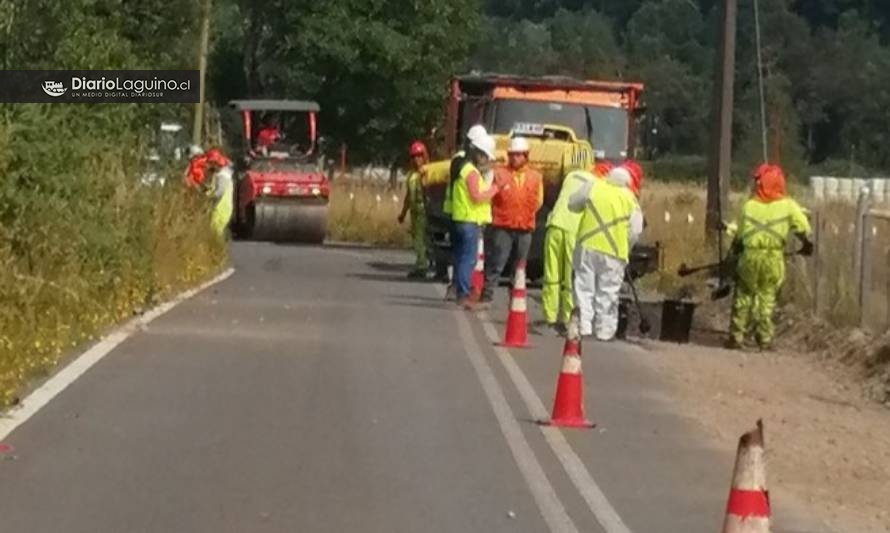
top-left (423, 74), bottom-right (646, 278)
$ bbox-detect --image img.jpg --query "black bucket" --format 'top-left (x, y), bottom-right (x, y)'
top-left (659, 299), bottom-right (696, 343)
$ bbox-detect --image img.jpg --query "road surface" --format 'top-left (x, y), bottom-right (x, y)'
top-left (0, 243), bottom-right (829, 532)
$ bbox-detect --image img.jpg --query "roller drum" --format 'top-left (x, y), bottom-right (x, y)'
top-left (249, 198), bottom-right (328, 243)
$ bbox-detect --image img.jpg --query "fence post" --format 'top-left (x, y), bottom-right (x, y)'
top-left (854, 188), bottom-right (872, 327)
top-left (812, 210), bottom-right (821, 316)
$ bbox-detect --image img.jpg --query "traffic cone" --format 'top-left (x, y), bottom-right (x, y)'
top-left (722, 420), bottom-right (770, 533)
top-left (500, 260), bottom-right (529, 348)
top-left (543, 316), bottom-right (594, 428)
top-left (470, 233), bottom-right (485, 301)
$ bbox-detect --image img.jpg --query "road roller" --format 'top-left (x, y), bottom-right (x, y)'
top-left (228, 100), bottom-right (330, 243)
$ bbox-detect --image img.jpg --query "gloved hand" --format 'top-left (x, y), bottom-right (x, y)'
top-left (799, 237), bottom-right (814, 257)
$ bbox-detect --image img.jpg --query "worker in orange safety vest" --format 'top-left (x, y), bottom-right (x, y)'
top-left (478, 136), bottom-right (544, 307)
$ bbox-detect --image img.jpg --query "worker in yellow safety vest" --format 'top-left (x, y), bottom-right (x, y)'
top-left (542, 168), bottom-right (598, 334)
top-left (568, 173), bottom-right (643, 339)
top-left (727, 164), bottom-right (813, 350)
top-left (443, 124), bottom-right (489, 217)
top-left (451, 133), bottom-right (500, 308)
top-left (204, 148), bottom-right (235, 239)
top-left (398, 140), bottom-right (431, 278)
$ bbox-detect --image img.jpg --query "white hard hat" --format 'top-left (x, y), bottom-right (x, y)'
top-left (472, 134), bottom-right (497, 160)
top-left (189, 144), bottom-right (204, 157)
top-left (508, 136), bottom-right (530, 153)
top-left (606, 167), bottom-right (632, 189)
top-left (466, 124), bottom-right (487, 144)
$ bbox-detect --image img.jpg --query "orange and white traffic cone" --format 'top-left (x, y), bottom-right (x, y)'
top-left (543, 316), bottom-right (594, 428)
top-left (722, 420), bottom-right (770, 533)
top-left (470, 233), bottom-right (485, 301)
top-left (500, 260), bottom-right (529, 348)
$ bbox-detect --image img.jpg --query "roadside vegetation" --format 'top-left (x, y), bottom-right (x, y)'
top-left (0, 1), bottom-right (227, 407)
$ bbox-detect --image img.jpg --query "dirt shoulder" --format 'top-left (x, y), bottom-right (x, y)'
top-left (637, 338), bottom-right (890, 533)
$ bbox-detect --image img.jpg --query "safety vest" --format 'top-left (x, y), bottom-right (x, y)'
top-left (451, 161), bottom-right (491, 224)
top-left (491, 165), bottom-right (542, 231)
top-left (443, 151), bottom-right (466, 215)
top-left (576, 180), bottom-right (636, 261)
top-left (406, 170), bottom-right (425, 217)
top-left (547, 170), bottom-right (596, 235)
top-left (736, 197), bottom-right (811, 250)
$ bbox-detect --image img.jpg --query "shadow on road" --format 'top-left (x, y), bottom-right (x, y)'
top-left (384, 300), bottom-right (454, 311)
top-left (366, 261), bottom-right (412, 273)
top-left (347, 272), bottom-right (450, 284)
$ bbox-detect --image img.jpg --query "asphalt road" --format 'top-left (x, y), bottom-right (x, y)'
top-left (0, 242), bottom-right (829, 533)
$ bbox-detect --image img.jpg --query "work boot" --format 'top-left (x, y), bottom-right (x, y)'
top-left (554, 322), bottom-right (568, 337)
top-left (406, 268), bottom-right (428, 280)
top-left (724, 337), bottom-right (743, 350)
top-left (475, 294), bottom-right (493, 311)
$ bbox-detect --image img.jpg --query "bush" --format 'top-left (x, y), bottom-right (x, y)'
top-left (0, 110), bottom-right (226, 407)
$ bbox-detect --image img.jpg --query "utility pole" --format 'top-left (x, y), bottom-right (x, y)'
top-left (192, 0), bottom-right (212, 147)
top-left (706, 0), bottom-right (737, 238)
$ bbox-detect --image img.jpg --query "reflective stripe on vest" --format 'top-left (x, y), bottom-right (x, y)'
top-left (577, 199), bottom-right (630, 257)
top-left (576, 181), bottom-right (633, 260)
top-left (740, 214), bottom-right (791, 246)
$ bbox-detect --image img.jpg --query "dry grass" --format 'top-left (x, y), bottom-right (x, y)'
top-left (327, 181), bottom-right (412, 247)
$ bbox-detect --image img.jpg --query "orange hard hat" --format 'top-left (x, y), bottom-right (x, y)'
top-left (593, 161), bottom-right (614, 178)
top-left (752, 163), bottom-right (786, 202)
top-left (409, 140), bottom-right (428, 157)
top-left (752, 163), bottom-right (783, 181)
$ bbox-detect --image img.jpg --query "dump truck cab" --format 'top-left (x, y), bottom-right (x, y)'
top-left (424, 74), bottom-right (644, 278)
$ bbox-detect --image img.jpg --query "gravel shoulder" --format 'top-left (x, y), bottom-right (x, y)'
top-left (638, 340), bottom-right (890, 533)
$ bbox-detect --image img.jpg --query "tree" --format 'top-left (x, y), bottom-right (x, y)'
top-left (211, 0), bottom-right (481, 163)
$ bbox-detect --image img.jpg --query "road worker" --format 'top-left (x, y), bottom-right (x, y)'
top-left (727, 164), bottom-right (813, 350)
top-left (398, 140), bottom-right (431, 278)
top-left (204, 148), bottom-right (235, 239)
top-left (542, 167), bottom-right (598, 334)
top-left (442, 124), bottom-right (489, 296)
top-left (478, 136), bottom-right (543, 307)
top-left (256, 118), bottom-right (283, 149)
top-left (568, 172), bottom-right (644, 339)
top-left (450, 133), bottom-right (500, 308)
top-left (444, 124), bottom-right (488, 217)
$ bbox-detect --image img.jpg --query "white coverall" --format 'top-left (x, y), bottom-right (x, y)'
top-left (568, 179), bottom-right (643, 340)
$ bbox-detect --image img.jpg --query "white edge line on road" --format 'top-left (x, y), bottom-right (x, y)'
top-left (477, 312), bottom-right (633, 533)
top-left (453, 309), bottom-right (579, 533)
top-left (0, 267), bottom-right (236, 441)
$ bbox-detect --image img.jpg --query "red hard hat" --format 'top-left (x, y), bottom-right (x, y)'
top-left (205, 148), bottom-right (230, 167)
top-left (409, 140), bottom-right (428, 157)
top-left (622, 160), bottom-right (643, 196)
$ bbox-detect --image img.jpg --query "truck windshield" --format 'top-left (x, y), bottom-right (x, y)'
top-left (491, 99), bottom-right (628, 160)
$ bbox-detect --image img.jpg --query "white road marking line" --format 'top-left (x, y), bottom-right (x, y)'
top-left (453, 310), bottom-right (580, 533)
top-left (0, 268), bottom-right (236, 441)
top-left (477, 313), bottom-right (633, 533)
